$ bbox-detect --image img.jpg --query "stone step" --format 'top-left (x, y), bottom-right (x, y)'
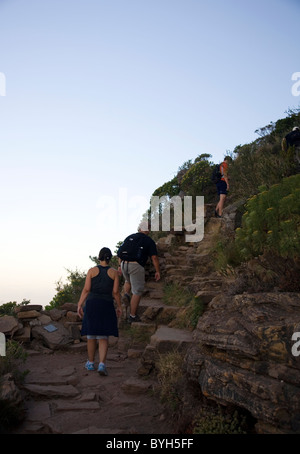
top-left (22, 384), bottom-right (80, 399)
top-left (150, 325), bottom-right (193, 353)
top-left (139, 303), bottom-right (181, 327)
top-left (52, 400), bottom-right (100, 412)
top-left (139, 298), bottom-right (165, 315)
top-left (129, 322), bottom-right (157, 335)
top-left (24, 366), bottom-right (78, 387)
top-left (121, 377), bottom-right (155, 395)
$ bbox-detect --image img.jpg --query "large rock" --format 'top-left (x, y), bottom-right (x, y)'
top-left (0, 315), bottom-right (19, 336)
top-left (186, 292), bottom-right (300, 433)
top-left (17, 310), bottom-right (41, 320)
top-left (48, 308), bottom-right (67, 321)
top-left (31, 321), bottom-right (73, 350)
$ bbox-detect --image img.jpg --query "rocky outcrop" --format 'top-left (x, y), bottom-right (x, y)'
top-left (186, 292), bottom-right (300, 433)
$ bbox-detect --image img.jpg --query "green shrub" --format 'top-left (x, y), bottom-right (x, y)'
top-left (163, 283), bottom-right (192, 307)
top-left (192, 406), bottom-right (247, 434)
top-left (0, 340), bottom-right (28, 382)
top-left (181, 158), bottom-right (212, 196)
top-left (0, 299), bottom-right (30, 317)
top-left (163, 284), bottom-right (204, 329)
top-left (156, 351), bottom-right (184, 412)
top-left (235, 174), bottom-right (300, 260)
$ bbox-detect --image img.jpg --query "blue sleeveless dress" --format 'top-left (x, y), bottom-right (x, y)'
top-left (81, 266), bottom-right (118, 337)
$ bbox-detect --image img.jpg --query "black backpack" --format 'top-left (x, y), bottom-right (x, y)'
top-left (211, 164), bottom-right (222, 184)
top-left (117, 233), bottom-right (145, 263)
top-left (285, 130), bottom-right (300, 148)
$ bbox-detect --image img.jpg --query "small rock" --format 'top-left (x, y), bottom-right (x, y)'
top-left (38, 314), bottom-right (52, 325)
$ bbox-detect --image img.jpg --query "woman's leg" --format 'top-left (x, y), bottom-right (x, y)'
top-left (98, 338), bottom-right (109, 364)
top-left (87, 338), bottom-right (97, 362)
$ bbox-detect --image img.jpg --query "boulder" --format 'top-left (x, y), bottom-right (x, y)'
top-left (48, 308), bottom-right (66, 321)
top-left (38, 314), bottom-right (52, 325)
top-left (31, 321), bottom-right (73, 350)
top-left (0, 315), bottom-right (19, 336)
top-left (17, 310), bottom-right (41, 320)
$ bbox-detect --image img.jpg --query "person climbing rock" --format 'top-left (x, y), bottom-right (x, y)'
top-left (282, 126), bottom-right (300, 167)
top-left (117, 221), bottom-right (160, 323)
top-left (215, 156), bottom-right (230, 218)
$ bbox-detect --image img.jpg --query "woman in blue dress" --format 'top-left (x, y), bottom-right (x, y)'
top-left (77, 247), bottom-right (122, 375)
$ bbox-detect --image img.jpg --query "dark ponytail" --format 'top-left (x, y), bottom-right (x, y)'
top-left (98, 247), bottom-right (112, 264)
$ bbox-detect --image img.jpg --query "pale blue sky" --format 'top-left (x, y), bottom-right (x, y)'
top-left (0, 0), bottom-right (299, 306)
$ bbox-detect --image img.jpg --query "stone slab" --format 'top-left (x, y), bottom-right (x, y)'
top-left (150, 325), bottom-right (193, 353)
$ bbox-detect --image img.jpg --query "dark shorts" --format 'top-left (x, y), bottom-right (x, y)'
top-left (216, 180), bottom-right (228, 195)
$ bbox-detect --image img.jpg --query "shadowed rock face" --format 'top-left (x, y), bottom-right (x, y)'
top-left (186, 292), bottom-right (300, 433)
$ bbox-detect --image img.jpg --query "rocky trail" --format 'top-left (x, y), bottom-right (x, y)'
top-left (14, 344), bottom-right (170, 434)
top-left (10, 286), bottom-right (184, 435)
top-left (4, 203), bottom-right (300, 435)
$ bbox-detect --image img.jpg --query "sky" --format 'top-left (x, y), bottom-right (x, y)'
top-left (0, 0), bottom-right (299, 307)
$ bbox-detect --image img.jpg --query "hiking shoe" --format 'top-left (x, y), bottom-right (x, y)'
top-left (128, 314), bottom-right (141, 323)
top-left (215, 210), bottom-right (222, 218)
top-left (98, 363), bottom-right (108, 376)
top-left (85, 361), bottom-right (95, 371)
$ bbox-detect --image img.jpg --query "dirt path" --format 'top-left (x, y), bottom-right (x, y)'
top-left (13, 335), bottom-right (173, 435)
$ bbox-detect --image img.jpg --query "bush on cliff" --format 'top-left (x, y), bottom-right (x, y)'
top-left (235, 174), bottom-right (300, 261)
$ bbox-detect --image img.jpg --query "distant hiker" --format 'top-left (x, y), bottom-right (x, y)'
top-left (215, 156), bottom-right (230, 218)
top-left (77, 247), bottom-right (122, 376)
top-left (117, 221), bottom-right (161, 323)
top-left (282, 126), bottom-right (300, 165)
